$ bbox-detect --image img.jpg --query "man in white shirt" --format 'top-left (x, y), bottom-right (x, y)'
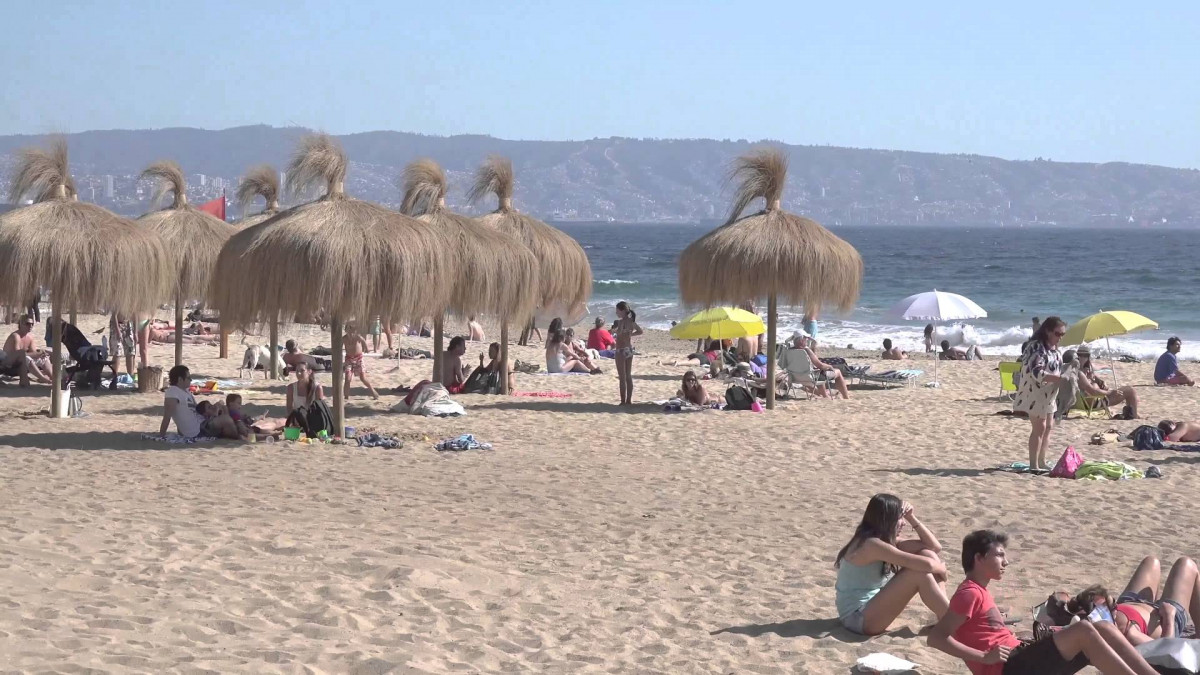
top-left (159, 365), bottom-right (238, 439)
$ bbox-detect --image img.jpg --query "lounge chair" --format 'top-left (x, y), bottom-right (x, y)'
top-left (861, 369), bottom-right (923, 388)
top-left (784, 355), bottom-right (834, 400)
top-left (1072, 393), bottom-right (1112, 419)
top-left (998, 362), bottom-right (1020, 400)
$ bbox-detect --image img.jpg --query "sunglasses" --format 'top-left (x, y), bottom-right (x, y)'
top-left (1053, 330), bottom-right (1066, 337)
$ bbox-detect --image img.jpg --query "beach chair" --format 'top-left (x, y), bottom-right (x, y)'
top-left (861, 369), bottom-right (923, 388)
top-left (1073, 393), bottom-right (1112, 419)
top-left (779, 348), bottom-right (833, 399)
top-left (998, 362), bottom-right (1021, 400)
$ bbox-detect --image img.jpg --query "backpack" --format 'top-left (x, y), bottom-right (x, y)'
top-left (286, 399), bottom-right (336, 437)
top-left (462, 368), bottom-right (501, 395)
top-left (1131, 425), bottom-right (1165, 451)
top-left (725, 385), bottom-right (754, 411)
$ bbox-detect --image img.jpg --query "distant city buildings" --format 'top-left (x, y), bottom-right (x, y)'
top-left (199, 174), bottom-right (207, 187)
top-left (103, 175), bottom-right (114, 200)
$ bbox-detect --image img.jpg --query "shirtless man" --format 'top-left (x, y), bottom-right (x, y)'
top-left (468, 316), bottom-right (485, 342)
top-left (881, 338), bottom-right (908, 360)
top-left (940, 340), bottom-right (983, 361)
top-left (342, 323), bottom-right (379, 399)
top-left (2, 315), bottom-right (50, 385)
top-left (441, 336), bottom-right (471, 393)
top-left (281, 339), bottom-right (329, 374)
top-left (1159, 420), bottom-right (1200, 442)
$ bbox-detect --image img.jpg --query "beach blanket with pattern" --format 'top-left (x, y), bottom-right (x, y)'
top-left (435, 434), bottom-right (492, 452)
top-left (141, 433), bottom-right (218, 445)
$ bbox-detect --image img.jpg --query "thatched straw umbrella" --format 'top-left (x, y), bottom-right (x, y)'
top-left (209, 134), bottom-right (450, 433)
top-left (0, 139), bottom-right (172, 415)
top-left (235, 165), bottom-right (283, 376)
top-left (138, 161), bottom-right (237, 367)
top-left (468, 156), bottom-right (591, 393)
top-left (399, 158), bottom-right (538, 385)
top-left (678, 148), bottom-right (863, 409)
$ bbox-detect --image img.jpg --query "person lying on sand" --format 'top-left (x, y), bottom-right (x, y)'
top-left (224, 393), bottom-right (286, 440)
top-left (1158, 420), bottom-right (1200, 442)
top-left (1058, 555), bottom-right (1200, 646)
top-left (940, 340), bottom-right (983, 361)
top-left (665, 340), bottom-right (722, 368)
top-left (881, 338), bottom-right (908, 360)
top-left (282, 339), bottom-right (330, 374)
top-left (676, 370), bottom-right (712, 406)
top-left (929, 529), bottom-right (1159, 675)
top-left (834, 494), bottom-right (948, 636)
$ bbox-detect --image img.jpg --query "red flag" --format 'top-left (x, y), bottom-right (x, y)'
top-left (198, 191), bottom-right (226, 221)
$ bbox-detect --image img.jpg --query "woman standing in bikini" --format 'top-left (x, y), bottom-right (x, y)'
top-left (613, 301), bottom-right (642, 405)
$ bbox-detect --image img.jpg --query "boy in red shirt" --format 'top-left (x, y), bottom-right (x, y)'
top-left (929, 530), bottom-right (1159, 675)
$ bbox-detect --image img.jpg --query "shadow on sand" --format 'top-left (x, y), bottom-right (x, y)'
top-left (711, 617), bottom-right (926, 642)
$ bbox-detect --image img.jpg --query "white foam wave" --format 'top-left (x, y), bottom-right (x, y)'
top-left (595, 279), bottom-right (639, 286)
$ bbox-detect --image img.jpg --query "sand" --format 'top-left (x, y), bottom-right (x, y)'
top-left (1, 314), bottom-right (1198, 673)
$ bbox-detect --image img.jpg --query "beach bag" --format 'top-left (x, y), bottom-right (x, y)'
top-left (463, 369), bottom-right (500, 395)
top-left (305, 399), bottom-right (335, 436)
top-left (1050, 446), bottom-right (1084, 479)
top-left (725, 385), bottom-right (754, 411)
top-left (1132, 425), bottom-right (1165, 451)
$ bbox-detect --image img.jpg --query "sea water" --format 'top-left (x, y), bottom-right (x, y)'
top-left (557, 223), bottom-right (1200, 360)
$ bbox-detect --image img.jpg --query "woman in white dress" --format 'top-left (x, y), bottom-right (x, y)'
top-left (1014, 316), bottom-right (1066, 471)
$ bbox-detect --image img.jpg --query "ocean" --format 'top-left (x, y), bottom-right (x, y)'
top-left (557, 223), bottom-right (1200, 360)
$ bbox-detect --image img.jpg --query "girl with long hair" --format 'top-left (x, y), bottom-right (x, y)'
top-left (834, 494), bottom-right (949, 635)
top-left (1014, 316), bottom-right (1066, 471)
top-left (613, 301), bottom-right (643, 405)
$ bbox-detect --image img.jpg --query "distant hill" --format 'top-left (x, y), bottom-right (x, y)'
top-left (2, 125), bottom-right (1198, 226)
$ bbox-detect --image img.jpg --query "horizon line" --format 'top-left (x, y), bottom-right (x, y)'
top-left (1, 124), bottom-right (1195, 172)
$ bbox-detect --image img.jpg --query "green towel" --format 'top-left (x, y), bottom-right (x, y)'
top-left (1075, 460), bottom-right (1142, 481)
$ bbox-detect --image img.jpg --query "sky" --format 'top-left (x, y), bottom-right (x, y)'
top-left (2, 1), bottom-right (1197, 167)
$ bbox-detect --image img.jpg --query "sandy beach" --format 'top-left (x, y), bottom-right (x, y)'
top-left (1, 314), bottom-right (1198, 673)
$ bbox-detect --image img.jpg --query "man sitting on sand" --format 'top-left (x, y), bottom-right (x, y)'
top-left (1154, 337), bottom-right (1193, 386)
top-left (160, 365), bottom-right (238, 440)
top-left (929, 529), bottom-right (1160, 675)
top-left (587, 317), bottom-right (616, 353)
top-left (468, 316), bottom-right (485, 342)
top-left (940, 340), bottom-right (983, 361)
top-left (2, 315), bottom-right (51, 385)
top-left (881, 338), bottom-right (907, 360)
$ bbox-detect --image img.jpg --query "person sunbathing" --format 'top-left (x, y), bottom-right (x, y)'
top-left (1158, 420), bottom-right (1200, 442)
top-left (2, 314), bottom-right (51, 385)
top-left (281, 339), bottom-right (330, 373)
top-left (881, 338), bottom-right (908, 360)
top-left (1075, 346), bottom-right (1139, 418)
top-left (780, 335), bottom-right (851, 399)
top-left (940, 340), bottom-right (983, 361)
top-left (665, 340), bottom-right (722, 368)
top-left (145, 319), bottom-right (218, 345)
top-left (676, 370), bottom-right (712, 405)
top-left (1061, 556), bottom-right (1200, 646)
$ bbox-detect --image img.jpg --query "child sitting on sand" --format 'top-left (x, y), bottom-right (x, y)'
top-left (928, 529), bottom-right (1160, 675)
top-left (834, 494), bottom-right (949, 635)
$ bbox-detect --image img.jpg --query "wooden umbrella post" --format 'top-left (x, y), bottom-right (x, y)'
top-left (219, 323), bottom-right (229, 359)
top-left (499, 321), bottom-right (510, 395)
top-left (331, 317), bottom-right (345, 436)
top-left (50, 303), bottom-right (62, 417)
top-left (69, 308), bottom-right (77, 326)
top-left (269, 315), bottom-right (279, 379)
top-left (174, 292), bottom-right (184, 368)
top-left (766, 294), bottom-right (777, 410)
top-left (432, 316), bottom-right (445, 384)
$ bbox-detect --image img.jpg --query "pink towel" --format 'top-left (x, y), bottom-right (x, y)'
top-left (511, 391), bottom-right (573, 398)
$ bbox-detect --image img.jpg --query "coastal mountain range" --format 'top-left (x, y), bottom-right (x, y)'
top-left (2, 125), bottom-right (1198, 226)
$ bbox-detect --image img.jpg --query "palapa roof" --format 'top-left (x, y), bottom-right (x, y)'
top-left (235, 164), bottom-right (281, 227)
top-left (209, 133), bottom-right (450, 327)
top-left (0, 138), bottom-right (172, 314)
top-left (400, 158), bottom-right (538, 322)
top-left (137, 161), bottom-right (237, 300)
top-left (468, 156), bottom-right (591, 311)
top-left (678, 148), bottom-right (863, 312)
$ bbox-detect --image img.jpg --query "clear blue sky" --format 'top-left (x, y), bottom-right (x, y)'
top-left (3, 1), bottom-right (1196, 167)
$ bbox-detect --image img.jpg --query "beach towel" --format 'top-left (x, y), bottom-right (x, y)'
top-left (853, 652), bottom-right (919, 674)
top-left (1132, 425), bottom-right (1165, 450)
top-left (435, 434), bottom-right (492, 452)
top-left (546, 371), bottom-right (589, 376)
top-left (1075, 460), bottom-right (1143, 481)
top-left (141, 433), bottom-right (218, 445)
top-left (511, 391), bottom-right (573, 398)
top-left (657, 398), bottom-right (723, 412)
top-left (391, 382), bottom-right (465, 417)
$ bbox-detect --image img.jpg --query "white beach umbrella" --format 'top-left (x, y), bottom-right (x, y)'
top-left (888, 290), bottom-right (987, 387)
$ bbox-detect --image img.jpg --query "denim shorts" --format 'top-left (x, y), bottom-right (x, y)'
top-left (1116, 592), bottom-right (1195, 637)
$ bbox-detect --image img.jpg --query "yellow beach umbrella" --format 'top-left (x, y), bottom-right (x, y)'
top-left (670, 307), bottom-right (765, 340)
top-left (1064, 310), bottom-right (1158, 386)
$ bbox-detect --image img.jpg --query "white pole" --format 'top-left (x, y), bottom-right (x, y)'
top-left (1106, 336), bottom-right (1119, 387)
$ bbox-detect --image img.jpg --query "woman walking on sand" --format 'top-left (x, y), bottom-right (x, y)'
top-left (613, 301), bottom-right (642, 405)
top-left (1015, 316), bottom-right (1066, 472)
